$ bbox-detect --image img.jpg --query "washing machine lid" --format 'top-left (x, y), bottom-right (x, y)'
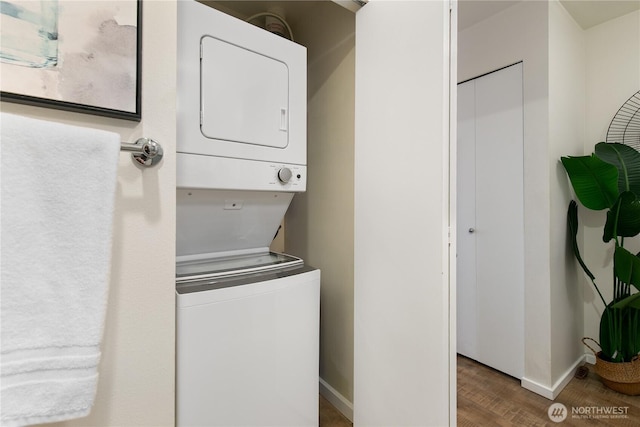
top-left (176, 189), bottom-right (293, 258)
top-left (176, 251), bottom-right (303, 283)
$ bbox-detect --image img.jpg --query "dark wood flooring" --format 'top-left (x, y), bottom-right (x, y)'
top-left (458, 355), bottom-right (640, 426)
top-left (320, 356), bottom-right (640, 426)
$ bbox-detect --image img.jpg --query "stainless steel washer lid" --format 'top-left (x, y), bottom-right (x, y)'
top-left (176, 251), bottom-right (303, 283)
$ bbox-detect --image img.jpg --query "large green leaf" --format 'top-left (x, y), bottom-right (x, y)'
top-left (561, 155), bottom-right (619, 210)
top-left (614, 246), bottom-right (640, 292)
top-left (600, 306), bottom-right (619, 361)
top-left (567, 201), bottom-right (595, 280)
top-left (612, 292), bottom-right (640, 310)
top-left (628, 309), bottom-right (640, 360)
top-left (600, 302), bottom-right (640, 362)
top-left (603, 192), bottom-right (640, 242)
top-left (595, 142), bottom-right (640, 195)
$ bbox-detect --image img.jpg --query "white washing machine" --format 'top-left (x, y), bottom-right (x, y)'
top-left (176, 2), bottom-right (319, 426)
top-left (176, 251), bottom-right (320, 427)
top-left (175, 189), bottom-right (321, 426)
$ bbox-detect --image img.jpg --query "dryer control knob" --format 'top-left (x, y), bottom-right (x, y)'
top-left (278, 167), bottom-right (293, 183)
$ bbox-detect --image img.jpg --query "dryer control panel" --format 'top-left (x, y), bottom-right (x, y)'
top-left (176, 153), bottom-right (306, 192)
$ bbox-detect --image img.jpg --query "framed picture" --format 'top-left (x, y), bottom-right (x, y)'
top-left (0, 0), bottom-right (142, 121)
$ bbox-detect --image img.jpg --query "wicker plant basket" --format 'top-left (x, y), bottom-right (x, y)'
top-left (582, 337), bottom-right (640, 396)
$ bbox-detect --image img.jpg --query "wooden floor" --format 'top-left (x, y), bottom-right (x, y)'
top-left (320, 356), bottom-right (639, 426)
top-left (320, 395), bottom-right (352, 427)
top-left (458, 355), bottom-right (640, 426)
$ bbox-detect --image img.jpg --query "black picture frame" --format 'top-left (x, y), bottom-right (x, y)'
top-left (0, 0), bottom-right (142, 122)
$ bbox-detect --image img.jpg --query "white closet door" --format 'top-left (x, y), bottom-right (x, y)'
top-left (457, 63), bottom-right (524, 379)
top-left (456, 80), bottom-right (477, 359)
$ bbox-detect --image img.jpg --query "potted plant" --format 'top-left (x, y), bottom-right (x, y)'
top-left (561, 142), bottom-right (640, 395)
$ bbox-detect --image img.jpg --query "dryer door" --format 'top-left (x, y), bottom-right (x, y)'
top-left (201, 36), bottom-right (289, 149)
top-left (177, 1), bottom-right (306, 166)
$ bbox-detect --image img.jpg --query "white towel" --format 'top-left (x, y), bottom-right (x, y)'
top-left (0, 113), bottom-right (120, 426)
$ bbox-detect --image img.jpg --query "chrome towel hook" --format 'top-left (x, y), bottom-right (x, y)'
top-left (120, 138), bottom-right (163, 167)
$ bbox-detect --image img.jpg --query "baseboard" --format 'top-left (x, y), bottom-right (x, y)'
top-left (319, 377), bottom-right (353, 422)
top-left (521, 355), bottom-right (586, 400)
top-left (585, 353), bottom-right (596, 365)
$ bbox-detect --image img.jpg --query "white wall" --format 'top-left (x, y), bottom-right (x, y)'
top-left (354, 1), bottom-right (451, 425)
top-left (548, 0), bottom-right (586, 387)
top-left (284, 0), bottom-right (356, 411)
top-left (458, 0), bottom-right (554, 392)
top-left (583, 10), bottom-right (640, 349)
top-left (1, 2), bottom-right (177, 425)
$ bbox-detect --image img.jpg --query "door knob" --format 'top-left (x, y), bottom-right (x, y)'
top-left (468, 228), bottom-right (475, 233)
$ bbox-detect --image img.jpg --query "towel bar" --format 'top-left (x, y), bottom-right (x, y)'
top-left (121, 138), bottom-right (163, 167)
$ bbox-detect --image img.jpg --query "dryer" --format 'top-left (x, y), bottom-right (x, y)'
top-left (177, 0), bottom-right (307, 192)
top-left (175, 2), bottom-right (319, 426)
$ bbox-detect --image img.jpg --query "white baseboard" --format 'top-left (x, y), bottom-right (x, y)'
top-left (521, 355), bottom-right (586, 400)
top-left (585, 353), bottom-right (596, 365)
top-left (319, 377), bottom-right (353, 422)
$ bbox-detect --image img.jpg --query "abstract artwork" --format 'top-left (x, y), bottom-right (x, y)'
top-left (0, 0), bottom-right (141, 121)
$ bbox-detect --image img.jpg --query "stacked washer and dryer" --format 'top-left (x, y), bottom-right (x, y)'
top-left (175, 2), bottom-right (320, 426)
